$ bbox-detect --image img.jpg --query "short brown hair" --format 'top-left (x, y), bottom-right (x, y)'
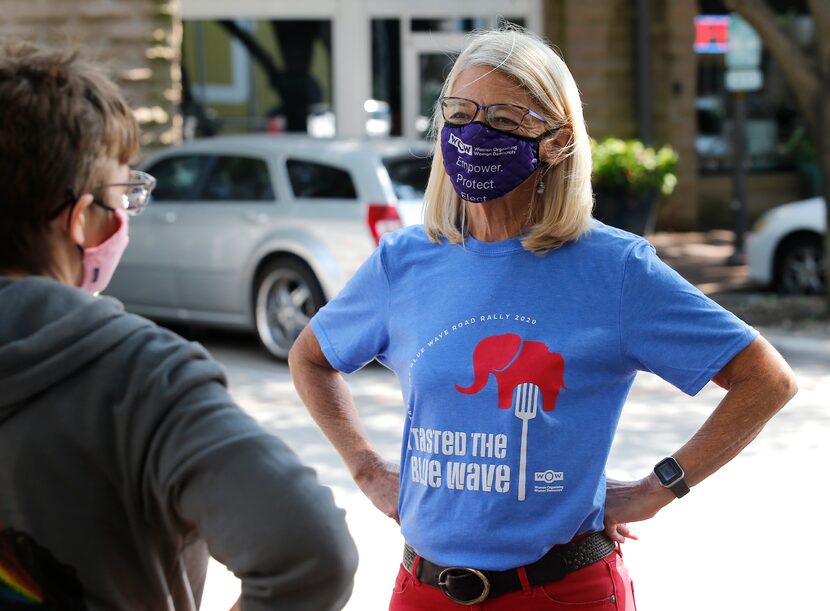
top-left (0, 43), bottom-right (140, 274)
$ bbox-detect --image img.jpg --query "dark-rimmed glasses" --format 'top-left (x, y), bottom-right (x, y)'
top-left (49, 170), bottom-right (156, 220)
top-left (440, 97), bottom-right (551, 132)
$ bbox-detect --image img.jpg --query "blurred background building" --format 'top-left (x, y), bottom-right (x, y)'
top-left (0, 0), bottom-right (818, 232)
top-left (2, 0), bottom-right (182, 148)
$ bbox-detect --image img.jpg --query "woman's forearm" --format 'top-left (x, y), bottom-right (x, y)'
top-left (289, 326), bottom-right (401, 520)
top-left (605, 336), bottom-right (798, 538)
top-left (673, 335), bottom-right (798, 487)
top-left (288, 326), bottom-right (380, 478)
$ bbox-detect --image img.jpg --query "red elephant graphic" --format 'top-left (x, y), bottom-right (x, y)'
top-left (454, 333), bottom-right (567, 410)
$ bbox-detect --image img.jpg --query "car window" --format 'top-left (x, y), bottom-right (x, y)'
top-left (383, 155), bottom-right (430, 200)
top-left (286, 159), bottom-right (357, 199)
top-left (145, 155), bottom-right (211, 201)
top-left (201, 156), bottom-right (275, 201)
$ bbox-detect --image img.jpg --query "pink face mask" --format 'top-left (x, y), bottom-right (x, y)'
top-left (80, 207), bottom-right (130, 294)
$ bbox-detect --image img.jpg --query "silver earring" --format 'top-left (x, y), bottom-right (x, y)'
top-left (536, 179), bottom-right (546, 194)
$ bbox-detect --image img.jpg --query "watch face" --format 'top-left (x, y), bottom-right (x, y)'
top-left (655, 458), bottom-right (683, 485)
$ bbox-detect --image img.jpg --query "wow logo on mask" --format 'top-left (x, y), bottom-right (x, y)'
top-left (447, 133), bottom-right (473, 155)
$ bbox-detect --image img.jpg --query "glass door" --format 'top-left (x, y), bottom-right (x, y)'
top-left (402, 32), bottom-right (468, 139)
top-left (399, 11), bottom-right (540, 139)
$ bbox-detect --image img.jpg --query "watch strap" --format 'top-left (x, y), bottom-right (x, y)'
top-left (669, 478), bottom-right (690, 498)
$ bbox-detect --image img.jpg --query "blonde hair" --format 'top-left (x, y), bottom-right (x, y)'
top-left (423, 27), bottom-right (594, 253)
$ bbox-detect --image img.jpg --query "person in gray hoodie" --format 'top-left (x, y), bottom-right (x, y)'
top-left (0, 44), bottom-right (357, 610)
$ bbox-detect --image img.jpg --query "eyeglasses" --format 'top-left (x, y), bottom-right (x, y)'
top-left (440, 97), bottom-right (551, 132)
top-left (50, 170), bottom-right (157, 220)
top-left (97, 170), bottom-right (156, 216)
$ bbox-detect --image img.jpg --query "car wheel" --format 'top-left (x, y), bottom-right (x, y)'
top-left (774, 234), bottom-right (825, 295)
top-left (254, 258), bottom-right (325, 360)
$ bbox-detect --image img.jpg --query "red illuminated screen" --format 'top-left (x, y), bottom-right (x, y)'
top-left (694, 15), bottom-right (730, 54)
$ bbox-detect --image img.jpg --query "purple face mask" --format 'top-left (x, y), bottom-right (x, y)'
top-left (440, 122), bottom-right (557, 203)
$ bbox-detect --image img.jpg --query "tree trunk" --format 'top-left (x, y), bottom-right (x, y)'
top-left (807, 0), bottom-right (830, 313)
top-left (217, 20), bottom-right (322, 133)
top-left (269, 21), bottom-right (323, 132)
top-left (820, 71), bottom-right (830, 314)
top-left (218, 20), bottom-right (283, 92)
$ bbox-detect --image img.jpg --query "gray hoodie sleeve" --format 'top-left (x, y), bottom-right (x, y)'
top-left (121, 327), bottom-right (358, 610)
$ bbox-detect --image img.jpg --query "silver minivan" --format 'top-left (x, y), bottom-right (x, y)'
top-left (107, 134), bottom-right (431, 358)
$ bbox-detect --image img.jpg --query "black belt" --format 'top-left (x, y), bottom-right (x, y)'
top-left (403, 531), bottom-right (616, 605)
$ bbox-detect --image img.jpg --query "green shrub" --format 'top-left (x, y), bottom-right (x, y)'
top-left (591, 137), bottom-right (679, 195)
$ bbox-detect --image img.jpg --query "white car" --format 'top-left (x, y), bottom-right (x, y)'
top-left (747, 196), bottom-right (826, 294)
top-left (107, 134), bottom-right (431, 358)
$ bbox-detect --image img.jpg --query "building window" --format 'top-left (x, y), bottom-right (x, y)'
top-left (695, 2), bottom-right (815, 178)
top-left (182, 19), bottom-right (332, 137)
top-left (696, 51), bottom-right (805, 174)
top-left (372, 19), bottom-right (402, 136)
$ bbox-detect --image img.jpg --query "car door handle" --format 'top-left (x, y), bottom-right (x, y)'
top-left (244, 211), bottom-right (270, 225)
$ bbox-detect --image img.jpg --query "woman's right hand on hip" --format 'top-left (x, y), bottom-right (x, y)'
top-left (353, 452), bottom-right (401, 523)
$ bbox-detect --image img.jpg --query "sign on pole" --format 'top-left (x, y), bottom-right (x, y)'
top-left (725, 13), bottom-right (763, 265)
top-left (725, 68), bottom-right (763, 92)
top-left (725, 14), bottom-right (763, 92)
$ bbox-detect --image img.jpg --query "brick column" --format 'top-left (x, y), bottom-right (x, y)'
top-left (544, 0), bottom-right (700, 230)
top-left (651, 0), bottom-right (699, 230)
top-left (544, 0), bottom-right (637, 140)
top-left (0, 0), bottom-right (182, 151)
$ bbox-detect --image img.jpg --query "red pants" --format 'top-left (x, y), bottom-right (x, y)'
top-left (389, 548), bottom-right (636, 610)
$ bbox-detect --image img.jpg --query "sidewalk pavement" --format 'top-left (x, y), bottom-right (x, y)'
top-left (648, 230), bottom-right (750, 295)
top-left (650, 230), bottom-right (829, 336)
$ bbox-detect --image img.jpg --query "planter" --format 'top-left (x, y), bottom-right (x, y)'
top-left (590, 138), bottom-right (678, 235)
top-left (593, 187), bottom-right (658, 236)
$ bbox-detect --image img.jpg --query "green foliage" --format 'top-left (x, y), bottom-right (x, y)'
top-left (591, 137), bottom-right (679, 195)
top-left (785, 126), bottom-right (818, 166)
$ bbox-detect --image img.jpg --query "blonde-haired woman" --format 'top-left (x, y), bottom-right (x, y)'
top-left (291, 27), bottom-right (796, 610)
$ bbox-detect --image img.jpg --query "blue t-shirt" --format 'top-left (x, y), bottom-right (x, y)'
top-left (310, 222), bottom-right (757, 570)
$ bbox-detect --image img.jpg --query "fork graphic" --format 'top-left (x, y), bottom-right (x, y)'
top-left (513, 383), bottom-right (539, 501)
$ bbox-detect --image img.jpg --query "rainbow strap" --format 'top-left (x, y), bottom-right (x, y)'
top-left (0, 550), bottom-right (44, 605)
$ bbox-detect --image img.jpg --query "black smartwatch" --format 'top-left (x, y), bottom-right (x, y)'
top-left (653, 457), bottom-right (690, 498)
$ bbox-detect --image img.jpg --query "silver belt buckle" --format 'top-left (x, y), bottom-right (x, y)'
top-left (437, 567), bottom-right (491, 606)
